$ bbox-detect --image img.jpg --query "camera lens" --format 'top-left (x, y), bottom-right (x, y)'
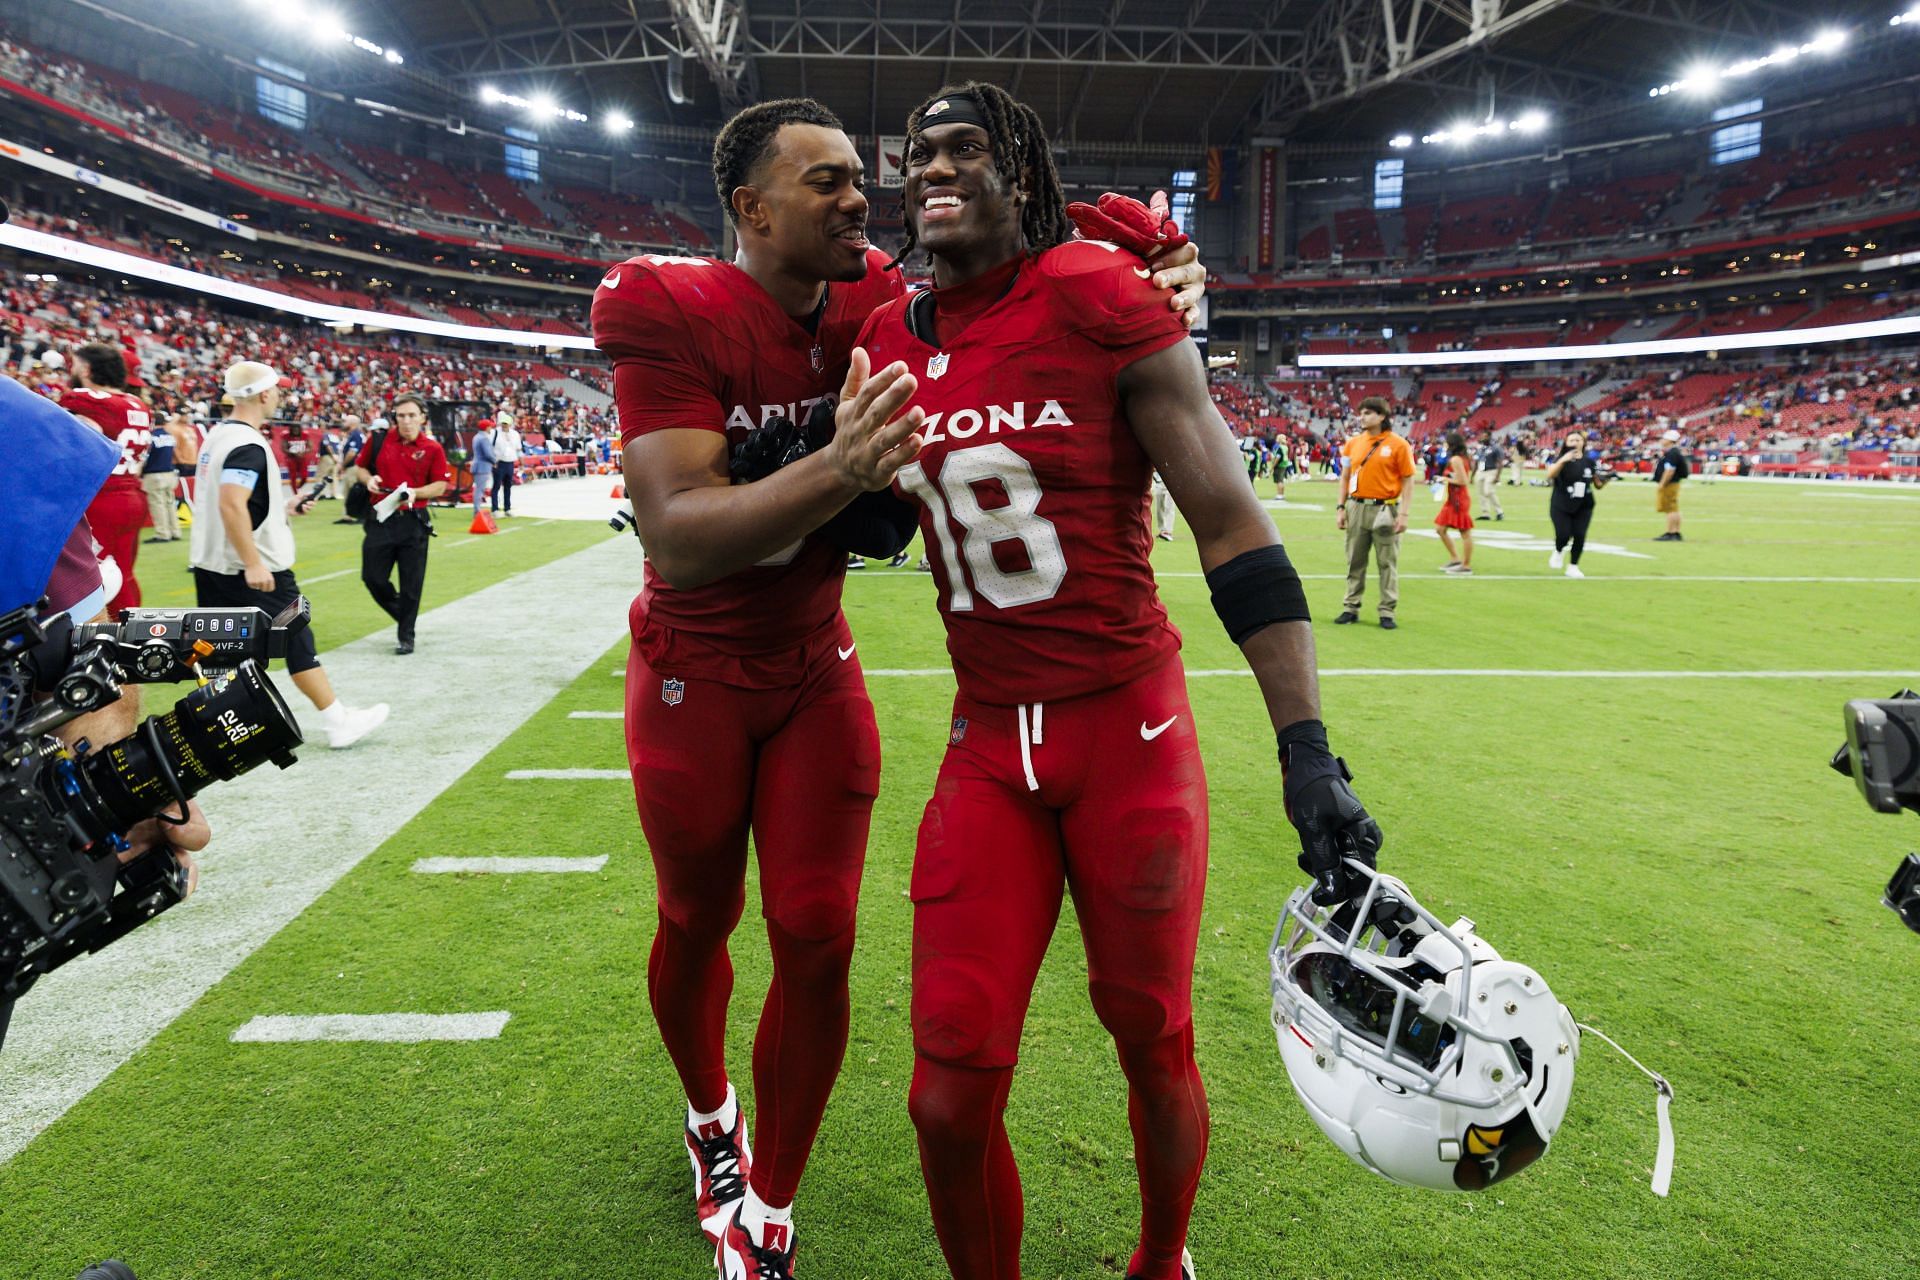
top-left (77, 660), bottom-right (302, 833)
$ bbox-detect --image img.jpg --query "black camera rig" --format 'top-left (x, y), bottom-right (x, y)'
top-left (1, 600), bottom-right (308, 1000)
top-left (1830, 690), bottom-right (1920, 934)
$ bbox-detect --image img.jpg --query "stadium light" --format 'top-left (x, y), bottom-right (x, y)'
top-left (1649, 25), bottom-right (1854, 96)
top-left (1389, 134), bottom-right (1413, 149)
top-left (480, 86), bottom-right (589, 124)
top-left (1513, 110), bottom-right (1549, 134)
top-left (1894, 6), bottom-right (1920, 26)
top-left (604, 111), bottom-right (635, 134)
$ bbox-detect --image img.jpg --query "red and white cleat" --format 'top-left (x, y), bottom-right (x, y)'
top-left (716, 1206), bottom-right (798, 1280)
top-left (685, 1110), bottom-right (751, 1245)
top-left (1126, 1248), bottom-right (1195, 1280)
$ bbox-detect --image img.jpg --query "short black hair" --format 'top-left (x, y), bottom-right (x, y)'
top-left (712, 98), bottom-right (845, 224)
top-left (74, 341), bottom-right (126, 389)
top-left (894, 81), bottom-right (1069, 267)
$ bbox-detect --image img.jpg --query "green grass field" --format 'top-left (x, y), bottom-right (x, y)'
top-left (3, 478), bottom-right (1918, 1279)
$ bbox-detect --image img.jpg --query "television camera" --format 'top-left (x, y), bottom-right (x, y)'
top-left (1830, 690), bottom-right (1920, 933)
top-left (2, 599), bottom-right (307, 1004)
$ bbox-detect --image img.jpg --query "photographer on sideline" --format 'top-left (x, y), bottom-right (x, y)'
top-left (345, 393), bottom-right (450, 656)
top-left (191, 362), bottom-right (388, 748)
top-left (0, 374), bottom-right (209, 1047)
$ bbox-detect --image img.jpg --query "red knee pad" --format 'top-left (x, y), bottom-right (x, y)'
top-left (1088, 980), bottom-right (1186, 1046)
top-left (911, 958), bottom-right (1006, 1066)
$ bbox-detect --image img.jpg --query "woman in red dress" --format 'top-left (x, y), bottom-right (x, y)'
top-left (1435, 429), bottom-right (1475, 574)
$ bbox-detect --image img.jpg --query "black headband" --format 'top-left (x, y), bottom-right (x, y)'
top-left (917, 93), bottom-right (991, 132)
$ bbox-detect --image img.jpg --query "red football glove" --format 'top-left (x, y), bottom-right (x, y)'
top-left (1066, 190), bottom-right (1190, 259)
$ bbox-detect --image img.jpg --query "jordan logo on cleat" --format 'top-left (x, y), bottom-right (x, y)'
top-left (762, 1222), bottom-right (790, 1252)
top-left (696, 1120), bottom-right (724, 1140)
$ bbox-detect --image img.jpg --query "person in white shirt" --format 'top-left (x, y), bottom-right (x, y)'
top-left (490, 410), bottom-right (523, 516)
top-left (191, 360), bottom-right (388, 749)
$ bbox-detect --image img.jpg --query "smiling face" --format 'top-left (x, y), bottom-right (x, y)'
top-left (903, 121), bottom-right (1026, 273)
top-left (735, 122), bottom-right (871, 283)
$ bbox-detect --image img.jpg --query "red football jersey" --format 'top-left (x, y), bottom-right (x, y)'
top-left (591, 249), bottom-right (905, 684)
top-left (856, 242), bottom-right (1192, 705)
top-left (57, 387), bottom-right (152, 495)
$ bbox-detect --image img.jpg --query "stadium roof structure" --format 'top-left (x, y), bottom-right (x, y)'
top-left (349, 0), bottom-right (1904, 152)
top-left (42, 0), bottom-right (1912, 158)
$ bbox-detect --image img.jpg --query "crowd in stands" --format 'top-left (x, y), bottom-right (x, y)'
top-left (1293, 119), bottom-right (1920, 271)
top-left (0, 30), bottom-right (712, 258)
top-left (2, 268), bottom-right (615, 453)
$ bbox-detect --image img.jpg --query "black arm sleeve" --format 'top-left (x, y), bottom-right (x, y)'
top-left (820, 488), bottom-right (921, 558)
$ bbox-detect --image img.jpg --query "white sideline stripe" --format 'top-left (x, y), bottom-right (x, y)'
top-left (859, 667), bottom-right (1918, 679)
top-left (840, 571), bottom-right (1920, 584)
top-left (1300, 314), bottom-right (1920, 368)
top-left (506, 768), bottom-right (628, 779)
top-left (411, 855), bottom-right (609, 874)
top-left (567, 710), bottom-right (624, 718)
top-left (231, 1012), bottom-right (511, 1043)
top-left (0, 536), bottom-right (637, 1165)
top-left (1146, 572), bottom-right (1920, 583)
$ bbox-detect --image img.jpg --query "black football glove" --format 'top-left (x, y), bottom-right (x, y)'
top-left (1279, 719), bottom-right (1383, 907)
top-left (728, 398), bottom-right (837, 483)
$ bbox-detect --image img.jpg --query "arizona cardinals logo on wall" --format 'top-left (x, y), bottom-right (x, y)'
top-left (927, 353), bottom-right (950, 380)
top-left (660, 678), bottom-right (685, 707)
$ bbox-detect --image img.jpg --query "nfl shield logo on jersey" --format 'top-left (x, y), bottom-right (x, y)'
top-left (927, 352), bottom-right (950, 380)
top-left (661, 678), bottom-right (686, 707)
top-left (949, 716), bottom-right (968, 745)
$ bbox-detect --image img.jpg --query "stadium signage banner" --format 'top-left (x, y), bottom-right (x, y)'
top-left (0, 136), bottom-right (257, 241)
top-left (1258, 148), bottom-right (1275, 269)
top-left (876, 135), bottom-right (908, 188)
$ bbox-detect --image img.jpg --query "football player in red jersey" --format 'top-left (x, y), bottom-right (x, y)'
top-left (591, 97), bottom-right (1211, 1280)
top-left (854, 84), bottom-right (1383, 1280)
top-left (57, 342), bottom-right (154, 615)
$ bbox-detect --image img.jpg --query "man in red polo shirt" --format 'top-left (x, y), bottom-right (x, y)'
top-left (346, 393), bottom-right (450, 655)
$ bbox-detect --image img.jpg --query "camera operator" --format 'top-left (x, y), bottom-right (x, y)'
top-left (0, 374), bottom-right (209, 1046)
top-left (191, 362), bottom-right (388, 748)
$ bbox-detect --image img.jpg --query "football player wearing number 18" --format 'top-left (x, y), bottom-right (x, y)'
top-left (855, 84), bottom-right (1385, 1280)
top-left (591, 98), bottom-right (1209, 1280)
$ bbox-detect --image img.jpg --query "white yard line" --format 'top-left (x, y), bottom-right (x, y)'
top-left (0, 536), bottom-right (636, 1165)
top-left (505, 768), bottom-right (629, 779)
top-left (230, 1012), bottom-right (511, 1043)
top-left (411, 855), bottom-right (610, 874)
top-left (854, 667), bottom-right (1917, 679)
top-left (566, 710), bottom-right (624, 718)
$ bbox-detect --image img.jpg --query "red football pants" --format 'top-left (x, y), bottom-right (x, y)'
top-left (908, 657), bottom-right (1210, 1280)
top-left (624, 628), bottom-right (880, 1209)
top-left (86, 485), bottom-right (147, 615)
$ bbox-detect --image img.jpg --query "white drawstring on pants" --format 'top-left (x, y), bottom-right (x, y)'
top-left (1015, 702), bottom-right (1044, 791)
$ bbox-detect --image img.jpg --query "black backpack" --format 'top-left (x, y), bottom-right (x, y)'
top-left (341, 427), bottom-right (391, 521)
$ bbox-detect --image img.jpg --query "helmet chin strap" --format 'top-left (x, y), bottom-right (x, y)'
top-left (1576, 1021), bottom-right (1676, 1197)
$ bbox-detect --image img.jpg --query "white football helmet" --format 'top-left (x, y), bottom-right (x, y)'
top-left (1269, 860), bottom-right (1579, 1192)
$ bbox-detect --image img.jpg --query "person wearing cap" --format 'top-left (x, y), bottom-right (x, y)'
top-left (1334, 396), bottom-right (1417, 630)
top-left (345, 392), bottom-right (450, 655)
top-left (469, 414), bottom-right (497, 513)
top-left (191, 361), bottom-right (388, 749)
top-left (1652, 427), bottom-right (1689, 542)
top-left (489, 410), bottom-right (522, 516)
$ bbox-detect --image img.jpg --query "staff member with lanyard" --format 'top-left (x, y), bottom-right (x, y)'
top-left (1333, 395), bottom-right (1416, 629)
top-left (1545, 429), bottom-right (1608, 579)
top-left (346, 393), bottom-right (450, 655)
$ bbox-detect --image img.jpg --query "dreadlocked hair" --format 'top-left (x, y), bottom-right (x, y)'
top-left (891, 81), bottom-right (1070, 269)
top-left (712, 98), bottom-right (844, 224)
